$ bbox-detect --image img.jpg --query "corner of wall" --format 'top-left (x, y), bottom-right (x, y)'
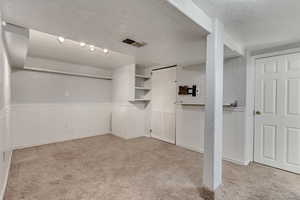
top-left (244, 50), bottom-right (255, 163)
top-left (0, 14), bottom-right (13, 200)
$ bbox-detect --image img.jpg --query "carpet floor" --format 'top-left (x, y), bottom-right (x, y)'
top-left (5, 134), bottom-right (300, 200)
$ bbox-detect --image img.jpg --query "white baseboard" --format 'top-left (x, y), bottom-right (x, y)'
top-left (222, 156), bottom-right (250, 166)
top-left (176, 143), bottom-right (249, 166)
top-left (0, 151), bottom-right (12, 200)
top-left (176, 143), bottom-right (203, 153)
top-left (151, 135), bottom-right (175, 144)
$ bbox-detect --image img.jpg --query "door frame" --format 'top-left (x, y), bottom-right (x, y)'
top-left (245, 47), bottom-right (300, 164)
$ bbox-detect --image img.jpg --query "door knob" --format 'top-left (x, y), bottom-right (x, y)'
top-left (256, 111), bottom-right (261, 115)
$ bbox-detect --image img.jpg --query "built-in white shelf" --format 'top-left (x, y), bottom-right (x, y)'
top-left (135, 87), bottom-right (151, 90)
top-left (129, 65), bottom-right (152, 102)
top-left (133, 99), bottom-right (151, 102)
top-left (135, 74), bottom-right (151, 79)
top-left (24, 67), bottom-right (113, 80)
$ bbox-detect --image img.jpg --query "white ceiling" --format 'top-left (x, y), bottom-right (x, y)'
top-left (193, 0), bottom-right (300, 50)
top-left (3, 0), bottom-right (228, 68)
top-left (2, 0), bottom-right (299, 67)
top-left (28, 30), bottom-right (135, 69)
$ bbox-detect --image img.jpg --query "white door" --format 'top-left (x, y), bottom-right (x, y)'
top-left (254, 53), bottom-right (300, 174)
top-left (151, 67), bottom-right (177, 144)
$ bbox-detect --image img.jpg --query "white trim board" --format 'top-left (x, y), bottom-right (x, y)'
top-left (176, 144), bottom-right (250, 166)
top-left (252, 47), bottom-right (300, 59)
top-left (23, 66), bottom-right (113, 80)
top-left (151, 135), bottom-right (175, 145)
top-left (224, 33), bottom-right (245, 56)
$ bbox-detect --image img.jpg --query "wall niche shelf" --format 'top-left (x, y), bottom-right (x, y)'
top-left (135, 74), bottom-right (151, 79)
top-left (130, 99), bottom-right (151, 102)
top-left (135, 87), bottom-right (151, 90)
top-left (129, 65), bottom-right (152, 102)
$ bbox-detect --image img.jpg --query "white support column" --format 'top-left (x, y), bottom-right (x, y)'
top-left (203, 19), bottom-right (224, 193)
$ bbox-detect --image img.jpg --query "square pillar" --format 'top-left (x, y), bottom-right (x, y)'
top-left (202, 19), bottom-right (224, 196)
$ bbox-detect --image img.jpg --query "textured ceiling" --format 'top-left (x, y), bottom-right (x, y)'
top-left (193, 0), bottom-right (300, 50)
top-left (28, 30), bottom-right (135, 69)
top-left (2, 0), bottom-right (226, 67)
top-left (1, 0), bottom-right (299, 65)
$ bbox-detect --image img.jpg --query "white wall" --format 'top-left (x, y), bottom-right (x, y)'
top-left (11, 57), bottom-right (113, 149)
top-left (11, 103), bottom-right (111, 149)
top-left (176, 107), bottom-right (246, 164)
top-left (111, 65), bottom-right (149, 139)
top-left (112, 65), bottom-right (132, 104)
top-left (11, 69), bottom-right (112, 104)
top-left (176, 57), bottom-right (249, 165)
top-left (0, 16), bottom-right (12, 200)
top-left (177, 57), bottom-right (246, 106)
top-left (223, 57), bottom-right (246, 106)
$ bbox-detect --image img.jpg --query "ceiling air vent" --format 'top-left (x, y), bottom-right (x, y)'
top-left (122, 38), bottom-right (147, 48)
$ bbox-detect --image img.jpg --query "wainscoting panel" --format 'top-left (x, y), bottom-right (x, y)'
top-left (11, 103), bottom-right (112, 149)
top-left (112, 103), bottom-right (148, 139)
top-left (176, 106), bottom-right (248, 165)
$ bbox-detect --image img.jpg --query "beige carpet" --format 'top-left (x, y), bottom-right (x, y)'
top-left (5, 134), bottom-right (300, 200)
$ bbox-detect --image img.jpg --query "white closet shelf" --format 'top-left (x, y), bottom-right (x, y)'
top-left (130, 99), bottom-right (151, 102)
top-left (135, 74), bottom-right (151, 79)
top-left (135, 87), bottom-right (151, 90)
top-left (24, 67), bottom-right (112, 80)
